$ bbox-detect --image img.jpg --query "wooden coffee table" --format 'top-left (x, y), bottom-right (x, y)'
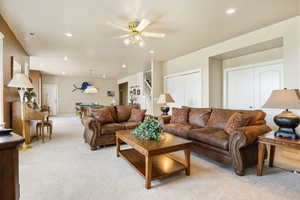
top-left (116, 130), bottom-right (192, 189)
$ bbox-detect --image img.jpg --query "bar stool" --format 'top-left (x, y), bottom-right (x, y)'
top-left (36, 120), bottom-right (53, 143)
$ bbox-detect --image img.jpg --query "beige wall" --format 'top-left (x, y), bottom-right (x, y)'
top-left (163, 16), bottom-right (300, 108)
top-left (223, 47), bottom-right (283, 69)
top-left (0, 15), bottom-right (29, 127)
top-left (151, 61), bottom-right (163, 115)
top-left (43, 75), bottom-right (119, 114)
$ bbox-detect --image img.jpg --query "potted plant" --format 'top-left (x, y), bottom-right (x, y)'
top-left (133, 118), bottom-right (163, 140)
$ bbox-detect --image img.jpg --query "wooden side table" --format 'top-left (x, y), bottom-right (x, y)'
top-left (257, 131), bottom-right (300, 176)
top-left (0, 133), bottom-right (24, 200)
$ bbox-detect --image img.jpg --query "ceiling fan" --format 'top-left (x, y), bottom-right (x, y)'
top-left (107, 19), bottom-right (166, 47)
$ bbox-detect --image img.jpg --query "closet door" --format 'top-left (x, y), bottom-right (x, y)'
top-left (165, 75), bottom-right (185, 108)
top-left (226, 67), bottom-right (254, 109)
top-left (254, 63), bottom-right (283, 108)
top-left (184, 72), bottom-right (202, 107)
top-left (165, 71), bottom-right (202, 109)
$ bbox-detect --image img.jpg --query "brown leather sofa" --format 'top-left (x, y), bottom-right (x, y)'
top-left (159, 107), bottom-right (271, 176)
top-left (82, 105), bottom-right (145, 150)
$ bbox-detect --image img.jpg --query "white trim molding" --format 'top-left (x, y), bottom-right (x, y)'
top-left (0, 32), bottom-right (4, 39)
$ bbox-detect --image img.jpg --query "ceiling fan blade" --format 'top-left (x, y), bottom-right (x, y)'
top-left (113, 34), bottom-right (131, 39)
top-left (141, 32), bottom-right (166, 38)
top-left (136, 19), bottom-right (151, 32)
top-left (106, 22), bottom-right (130, 32)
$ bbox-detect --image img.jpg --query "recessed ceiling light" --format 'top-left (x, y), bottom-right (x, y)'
top-left (65, 32), bottom-right (73, 37)
top-left (149, 50), bottom-right (155, 54)
top-left (226, 8), bottom-right (236, 15)
top-left (122, 64), bottom-right (127, 68)
top-left (62, 72), bottom-right (66, 75)
top-left (64, 56), bottom-right (68, 61)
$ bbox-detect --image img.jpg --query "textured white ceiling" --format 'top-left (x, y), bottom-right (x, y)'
top-left (0, 0), bottom-right (298, 78)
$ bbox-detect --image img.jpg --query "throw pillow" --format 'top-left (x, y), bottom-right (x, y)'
top-left (170, 107), bottom-right (189, 124)
top-left (188, 108), bottom-right (211, 127)
top-left (92, 107), bottom-right (114, 124)
top-left (224, 112), bottom-right (251, 135)
top-left (128, 109), bottom-right (146, 122)
top-left (116, 105), bottom-right (132, 122)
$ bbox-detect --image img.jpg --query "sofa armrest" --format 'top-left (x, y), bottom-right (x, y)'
top-left (230, 125), bottom-right (272, 147)
top-left (229, 124), bottom-right (271, 176)
top-left (82, 116), bottom-right (101, 132)
top-left (157, 115), bottom-right (171, 126)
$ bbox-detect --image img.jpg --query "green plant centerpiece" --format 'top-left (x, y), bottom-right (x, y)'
top-left (133, 118), bottom-right (163, 140)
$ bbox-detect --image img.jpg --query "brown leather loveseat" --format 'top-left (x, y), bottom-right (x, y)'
top-left (159, 107), bottom-right (271, 176)
top-left (82, 105), bottom-right (145, 150)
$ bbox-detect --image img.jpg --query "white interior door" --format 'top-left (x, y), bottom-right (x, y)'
top-left (165, 75), bottom-right (185, 108)
top-left (184, 72), bottom-right (202, 107)
top-left (224, 61), bottom-right (283, 123)
top-left (165, 70), bottom-right (202, 109)
top-left (225, 67), bottom-right (254, 109)
top-left (43, 84), bottom-right (58, 115)
top-left (254, 63), bottom-right (283, 108)
top-left (254, 63), bottom-right (283, 128)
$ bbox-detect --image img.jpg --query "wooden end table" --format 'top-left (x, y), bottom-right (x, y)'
top-left (116, 130), bottom-right (192, 189)
top-left (257, 131), bottom-right (300, 176)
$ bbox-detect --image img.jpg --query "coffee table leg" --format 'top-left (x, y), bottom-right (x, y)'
top-left (184, 149), bottom-right (191, 176)
top-left (145, 155), bottom-right (152, 189)
top-left (257, 143), bottom-right (266, 176)
top-left (269, 145), bottom-right (276, 167)
top-left (116, 136), bottom-right (120, 157)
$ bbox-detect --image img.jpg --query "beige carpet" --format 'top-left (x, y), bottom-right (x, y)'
top-left (19, 116), bottom-right (300, 200)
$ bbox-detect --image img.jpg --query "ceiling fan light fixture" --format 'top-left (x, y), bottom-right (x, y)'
top-left (123, 38), bottom-right (130, 45)
top-left (139, 40), bottom-right (146, 47)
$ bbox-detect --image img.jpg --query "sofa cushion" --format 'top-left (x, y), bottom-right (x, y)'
top-left (128, 109), bottom-right (146, 122)
top-left (101, 123), bottom-right (126, 135)
top-left (106, 106), bottom-right (118, 122)
top-left (207, 109), bottom-right (237, 129)
top-left (163, 123), bottom-right (192, 139)
top-left (120, 121), bottom-right (141, 129)
top-left (238, 110), bottom-right (266, 126)
top-left (90, 107), bottom-right (114, 124)
top-left (188, 108), bottom-right (211, 128)
top-left (207, 109), bottom-right (266, 129)
top-left (189, 128), bottom-right (229, 150)
top-left (224, 112), bottom-right (251, 135)
top-left (116, 105), bottom-right (132, 122)
top-left (170, 107), bottom-right (189, 124)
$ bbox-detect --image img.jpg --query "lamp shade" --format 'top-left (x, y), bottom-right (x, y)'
top-left (157, 93), bottom-right (175, 104)
top-left (8, 73), bottom-right (33, 89)
top-left (84, 86), bottom-right (98, 94)
top-left (263, 89), bottom-right (300, 109)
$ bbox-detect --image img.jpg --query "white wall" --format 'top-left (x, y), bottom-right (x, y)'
top-left (223, 47), bottom-right (283, 69)
top-left (152, 61), bottom-right (163, 115)
top-left (43, 75), bottom-right (119, 114)
top-left (163, 16), bottom-right (300, 107)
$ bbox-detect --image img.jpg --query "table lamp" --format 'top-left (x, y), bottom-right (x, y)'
top-left (8, 73), bottom-right (34, 150)
top-left (263, 89), bottom-right (300, 139)
top-left (157, 93), bottom-right (175, 115)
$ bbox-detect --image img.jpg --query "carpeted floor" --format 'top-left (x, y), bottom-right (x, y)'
top-left (19, 116), bottom-right (300, 200)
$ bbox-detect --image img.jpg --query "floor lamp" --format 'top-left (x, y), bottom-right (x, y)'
top-left (8, 73), bottom-right (34, 151)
